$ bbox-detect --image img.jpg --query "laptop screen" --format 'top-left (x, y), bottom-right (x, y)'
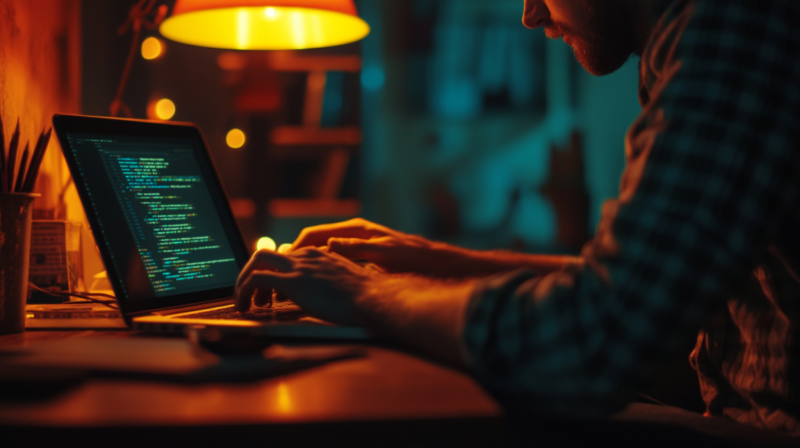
top-left (54, 116), bottom-right (249, 314)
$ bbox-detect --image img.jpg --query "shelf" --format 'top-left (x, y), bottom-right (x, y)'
top-left (266, 52), bottom-right (361, 72)
top-left (269, 199), bottom-right (360, 218)
top-left (271, 126), bottom-right (362, 146)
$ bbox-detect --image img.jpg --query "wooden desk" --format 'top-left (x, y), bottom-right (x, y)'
top-left (0, 331), bottom-right (505, 447)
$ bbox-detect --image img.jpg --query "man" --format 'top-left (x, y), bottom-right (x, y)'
top-left (236, 0), bottom-right (800, 435)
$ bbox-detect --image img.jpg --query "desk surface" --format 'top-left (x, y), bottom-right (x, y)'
top-left (0, 331), bottom-right (503, 447)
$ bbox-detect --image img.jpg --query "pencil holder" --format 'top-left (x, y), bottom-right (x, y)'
top-left (0, 192), bottom-right (40, 334)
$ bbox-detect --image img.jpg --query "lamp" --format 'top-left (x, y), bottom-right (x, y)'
top-left (160, 0), bottom-right (370, 50)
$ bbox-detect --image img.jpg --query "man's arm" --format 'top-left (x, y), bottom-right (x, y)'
top-left (463, 0), bottom-right (800, 417)
top-left (289, 217), bottom-right (583, 278)
top-left (235, 247), bottom-right (476, 369)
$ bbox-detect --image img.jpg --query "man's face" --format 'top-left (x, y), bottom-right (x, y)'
top-left (523, 0), bottom-right (636, 76)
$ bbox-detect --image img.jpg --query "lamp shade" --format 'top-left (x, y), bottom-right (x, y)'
top-left (160, 0), bottom-right (370, 50)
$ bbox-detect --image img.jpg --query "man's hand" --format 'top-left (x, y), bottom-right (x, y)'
top-left (290, 218), bottom-right (412, 252)
top-left (290, 218), bottom-right (478, 277)
top-left (290, 218), bottom-right (583, 279)
top-left (235, 239), bottom-right (478, 370)
top-left (235, 247), bottom-right (377, 324)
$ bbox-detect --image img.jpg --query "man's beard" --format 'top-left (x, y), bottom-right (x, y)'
top-left (546, 0), bottom-right (636, 76)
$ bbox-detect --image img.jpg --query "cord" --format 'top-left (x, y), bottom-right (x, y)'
top-left (28, 283), bottom-right (120, 310)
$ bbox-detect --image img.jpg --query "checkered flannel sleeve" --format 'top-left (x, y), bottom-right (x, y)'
top-left (462, 0), bottom-right (800, 416)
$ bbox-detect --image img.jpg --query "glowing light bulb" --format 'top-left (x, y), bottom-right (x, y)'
top-left (141, 37), bottom-right (164, 60)
top-left (256, 237), bottom-right (276, 252)
top-left (277, 243), bottom-right (292, 254)
top-left (155, 98), bottom-right (176, 120)
top-left (226, 128), bottom-right (246, 149)
top-left (264, 7), bottom-right (281, 20)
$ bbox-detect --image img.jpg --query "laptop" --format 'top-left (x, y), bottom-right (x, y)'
top-left (52, 114), bottom-right (368, 339)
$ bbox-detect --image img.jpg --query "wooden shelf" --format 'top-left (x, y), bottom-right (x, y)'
top-left (266, 52), bottom-right (362, 72)
top-left (269, 199), bottom-right (360, 218)
top-left (271, 126), bottom-right (362, 146)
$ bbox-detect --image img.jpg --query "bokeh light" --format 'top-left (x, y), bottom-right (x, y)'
top-left (217, 52), bottom-right (247, 71)
top-left (256, 236), bottom-right (276, 252)
top-left (264, 7), bottom-right (281, 20)
top-left (141, 37), bottom-right (164, 60)
top-left (155, 98), bottom-right (176, 120)
top-left (226, 128), bottom-right (246, 149)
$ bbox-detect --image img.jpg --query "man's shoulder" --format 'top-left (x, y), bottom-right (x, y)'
top-left (647, 0), bottom-right (800, 67)
top-left (658, 0), bottom-right (800, 38)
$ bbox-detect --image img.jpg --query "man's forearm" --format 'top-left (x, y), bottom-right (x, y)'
top-left (443, 244), bottom-right (584, 278)
top-left (356, 275), bottom-right (476, 370)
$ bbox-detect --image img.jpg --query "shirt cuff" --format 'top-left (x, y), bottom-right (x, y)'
top-left (459, 269), bottom-right (539, 370)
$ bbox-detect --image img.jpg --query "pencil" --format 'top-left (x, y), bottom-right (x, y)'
top-left (0, 115), bottom-right (6, 193)
top-left (6, 119), bottom-right (19, 192)
top-left (21, 129), bottom-right (45, 193)
top-left (13, 143), bottom-right (29, 193)
top-left (22, 128), bottom-right (51, 193)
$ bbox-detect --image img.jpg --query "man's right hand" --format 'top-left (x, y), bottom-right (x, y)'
top-left (290, 218), bottom-right (584, 279)
top-left (289, 218), bottom-right (469, 277)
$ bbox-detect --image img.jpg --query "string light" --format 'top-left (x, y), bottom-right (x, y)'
top-left (155, 98), bottom-right (176, 120)
top-left (141, 37), bottom-right (164, 60)
top-left (226, 128), bottom-right (246, 149)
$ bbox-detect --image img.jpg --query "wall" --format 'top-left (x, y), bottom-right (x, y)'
top-left (0, 0), bottom-right (81, 211)
top-left (578, 59), bottom-right (641, 231)
top-left (0, 0), bottom-right (85, 279)
top-left (359, 0), bottom-right (642, 252)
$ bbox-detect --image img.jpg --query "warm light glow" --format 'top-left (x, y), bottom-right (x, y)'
top-left (155, 98), bottom-right (176, 120)
top-left (141, 37), bottom-right (164, 60)
top-left (276, 382), bottom-right (293, 414)
top-left (161, 7), bottom-right (370, 50)
top-left (256, 236), bottom-right (276, 252)
top-left (226, 128), bottom-right (246, 149)
top-left (264, 7), bottom-right (280, 20)
top-left (229, 198), bottom-right (255, 218)
top-left (277, 243), bottom-right (291, 254)
top-left (237, 8), bottom-right (250, 49)
top-left (217, 52), bottom-right (247, 71)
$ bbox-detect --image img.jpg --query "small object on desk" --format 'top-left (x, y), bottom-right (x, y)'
top-left (25, 302), bottom-right (127, 330)
top-left (0, 192), bottom-right (40, 334)
top-left (28, 220), bottom-right (83, 301)
top-left (186, 325), bottom-right (275, 356)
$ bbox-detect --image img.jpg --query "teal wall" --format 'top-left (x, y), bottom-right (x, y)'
top-left (578, 59), bottom-right (641, 231)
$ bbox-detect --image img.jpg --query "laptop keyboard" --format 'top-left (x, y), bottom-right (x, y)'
top-left (174, 302), bottom-right (307, 322)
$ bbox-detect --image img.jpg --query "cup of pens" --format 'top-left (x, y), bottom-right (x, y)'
top-left (0, 118), bottom-right (50, 334)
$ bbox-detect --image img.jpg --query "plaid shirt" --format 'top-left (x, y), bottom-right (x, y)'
top-left (463, 0), bottom-right (800, 433)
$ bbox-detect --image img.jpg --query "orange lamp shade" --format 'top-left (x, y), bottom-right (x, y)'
top-left (160, 0), bottom-right (370, 50)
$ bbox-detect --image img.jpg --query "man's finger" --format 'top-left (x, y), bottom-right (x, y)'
top-left (253, 287), bottom-right (272, 307)
top-left (237, 249), bottom-right (293, 288)
top-left (236, 270), bottom-right (294, 312)
top-left (328, 236), bottom-right (392, 260)
top-left (291, 221), bottom-right (390, 251)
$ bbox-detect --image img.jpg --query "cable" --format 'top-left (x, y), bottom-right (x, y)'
top-left (28, 283), bottom-right (120, 310)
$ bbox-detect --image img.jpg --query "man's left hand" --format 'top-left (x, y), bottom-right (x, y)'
top-left (235, 247), bottom-right (377, 325)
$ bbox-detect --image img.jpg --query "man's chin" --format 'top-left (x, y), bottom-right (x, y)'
top-left (572, 43), bottom-right (632, 76)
